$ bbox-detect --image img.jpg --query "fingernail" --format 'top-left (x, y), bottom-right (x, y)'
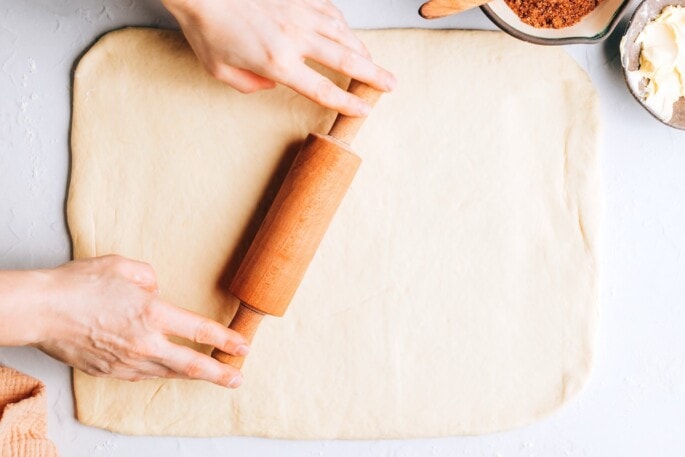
top-left (358, 101), bottom-right (371, 116)
top-left (385, 74), bottom-right (397, 91)
top-left (227, 374), bottom-right (243, 388)
top-left (235, 344), bottom-right (250, 356)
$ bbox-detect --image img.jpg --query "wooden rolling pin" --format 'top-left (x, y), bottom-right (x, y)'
top-left (211, 80), bottom-right (382, 369)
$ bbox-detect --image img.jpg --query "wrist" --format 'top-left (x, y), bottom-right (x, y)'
top-left (0, 269), bottom-right (53, 346)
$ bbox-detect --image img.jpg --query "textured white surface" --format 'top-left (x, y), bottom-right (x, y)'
top-left (1, 0), bottom-right (684, 455)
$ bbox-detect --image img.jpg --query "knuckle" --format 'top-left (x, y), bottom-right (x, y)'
top-left (325, 19), bottom-right (344, 39)
top-left (86, 357), bottom-right (119, 377)
top-left (160, 368), bottom-right (175, 379)
top-left (110, 361), bottom-right (128, 375)
top-left (261, 44), bottom-right (291, 73)
top-left (349, 36), bottom-right (371, 59)
top-left (97, 363), bottom-right (114, 377)
top-left (184, 359), bottom-right (206, 379)
top-left (313, 79), bottom-right (337, 104)
top-left (109, 255), bottom-right (133, 276)
top-left (217, 370), bottom-right (236, 387)
top-left (128, 340), bottom-right (154, 359)
top-left (131, 261), bottom-right (157, 287)
top-left (82, 364), bottom-right (101, 377)
top-left (338, 49), bottom-right (359, 74)
top-left (137, 261), bottom-right (155, 277)
top-left (276, 19), bottom-right (296, 37)
top-left (193, 320), bottom-right (216, 345)
top-left (267, 55), bottom-right (290, 78)
top-left (141, 299), bottom-right (162, 326)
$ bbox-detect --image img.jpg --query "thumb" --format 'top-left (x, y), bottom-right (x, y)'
top-left (213, 65), bottom-right (277, 94)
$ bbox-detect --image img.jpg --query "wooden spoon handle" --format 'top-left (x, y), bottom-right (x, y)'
top-left (419, 0), bottom-right (489, 19)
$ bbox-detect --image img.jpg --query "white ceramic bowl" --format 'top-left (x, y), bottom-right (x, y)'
top-left (482, 0), bottom-right (631, 44)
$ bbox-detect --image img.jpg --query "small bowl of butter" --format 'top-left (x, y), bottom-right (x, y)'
top-left (621, 0), bottom-right (685, 129)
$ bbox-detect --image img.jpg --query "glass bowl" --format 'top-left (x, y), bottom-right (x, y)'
top-left (481, 0), bottom-right (632, 45)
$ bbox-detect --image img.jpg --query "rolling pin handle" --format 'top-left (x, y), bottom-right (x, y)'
top-left (328, 80), bottom-right (383, 145)
top-left (211, 303), bottom-right (264, 370)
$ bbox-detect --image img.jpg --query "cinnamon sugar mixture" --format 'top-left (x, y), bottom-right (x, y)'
top-left (504, 0), bottom-right (599, 28)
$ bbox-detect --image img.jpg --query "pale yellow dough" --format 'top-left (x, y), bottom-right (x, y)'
top-left (69, 28), bottom-right (600, 438)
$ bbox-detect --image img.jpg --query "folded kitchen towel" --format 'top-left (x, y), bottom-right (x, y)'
top-left (0, 366), bottom-right (58, 457)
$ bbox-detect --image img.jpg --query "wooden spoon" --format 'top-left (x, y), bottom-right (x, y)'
top-left (419, 0), bottom-right (490, 19)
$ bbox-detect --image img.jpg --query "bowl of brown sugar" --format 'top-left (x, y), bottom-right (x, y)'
top-left (482, 0), bottom-right (632, 44)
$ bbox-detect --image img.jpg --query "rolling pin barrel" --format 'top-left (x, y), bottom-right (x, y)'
top-left (212, 134), bottom-right (361, 368)
top-left (212, 80), bottom-right (382, 369)
top-left (232, 133), bottom-right (361, 315)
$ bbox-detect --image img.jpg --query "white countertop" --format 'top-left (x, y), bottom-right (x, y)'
top-left (1, 0), bottom-right (684, 455)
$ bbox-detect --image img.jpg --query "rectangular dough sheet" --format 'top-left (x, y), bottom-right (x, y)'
top-left (68, 28), bottom-right (600, 438)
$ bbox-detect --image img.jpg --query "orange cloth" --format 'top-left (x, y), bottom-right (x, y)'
top-left (0, 366), bottom-right (58, 457)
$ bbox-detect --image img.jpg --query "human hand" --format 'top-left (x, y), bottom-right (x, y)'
top-left (162, 0), bottom-right (396, 116)
top-left (31, 256), bottom-right (248, 388)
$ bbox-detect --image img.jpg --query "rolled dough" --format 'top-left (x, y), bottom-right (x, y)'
top-left (68, 28), bottom-right (600, 438)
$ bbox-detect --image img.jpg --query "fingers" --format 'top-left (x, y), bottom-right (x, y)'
top-left (157, 340), bottom-right (243, 388)
top-left (150, 298), bottom-right (250, 357)
top-left (212, 65), bottom-right (276, 94)
top-left (110, 362), bottom-right (174, 382)
top-left (308, 4), bottom-right (370, 58)
top-left (279, 64), bottom-right (371, 116)
top-left (280, 8), bottom-right (395, 116)
top-left (83, 343), bottom-right (239, 388)
top-left (316, 17), bottom-right (370, 59)
top-left (57, 255), bottom-right (247, 388)
top-left (306, 38), bottom-right (396, 94)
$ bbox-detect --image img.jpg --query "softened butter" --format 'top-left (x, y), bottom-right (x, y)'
top-left (628, 5), bottom-right (685, 121)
